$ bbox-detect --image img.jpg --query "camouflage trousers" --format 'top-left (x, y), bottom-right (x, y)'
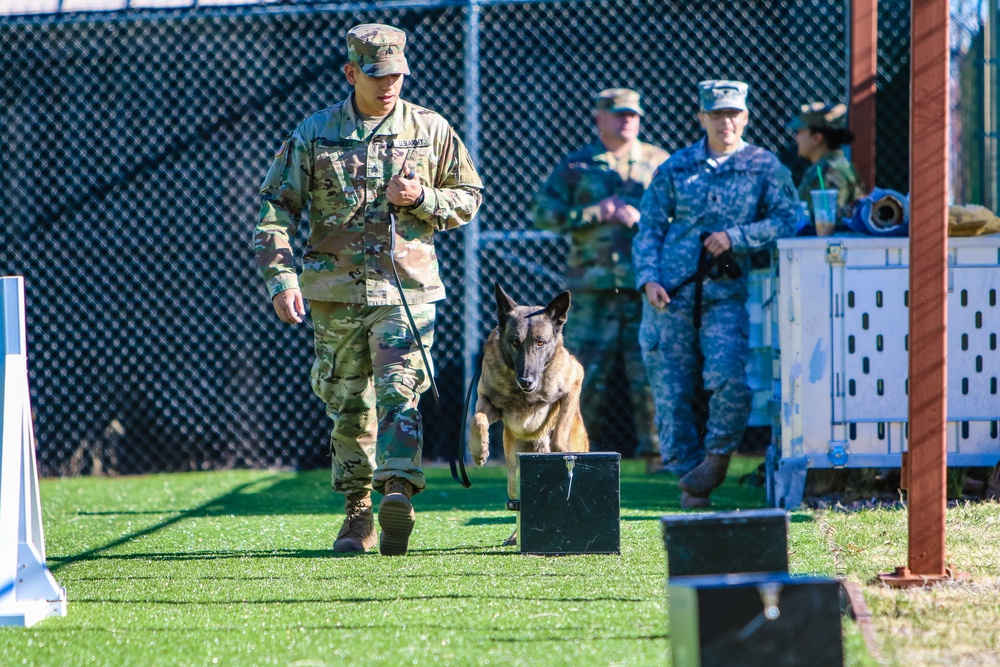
top-left (638, 295), bottom-right (751, 477)
top-left (562, 290), bottom-right (659, 456)
top-left (309, 300), bottom-right (435, 497)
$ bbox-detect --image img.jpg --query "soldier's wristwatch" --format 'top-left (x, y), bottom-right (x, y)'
top-left (407, 188), bottom-right (426, 209)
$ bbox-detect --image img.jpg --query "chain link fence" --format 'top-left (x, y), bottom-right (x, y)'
top-left (2, 0), bottom-right (916, 476)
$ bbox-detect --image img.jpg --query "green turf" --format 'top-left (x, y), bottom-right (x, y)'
top-left (1, 457), bottom-right (876, 666)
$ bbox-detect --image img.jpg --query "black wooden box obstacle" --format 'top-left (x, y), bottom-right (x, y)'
top-left (660, 509), bottom-right (789, 578)
top-left (668, 572), bottom-right (844, 667)
top-left (513, 452), bottom-right (620, 555)
top-left (661, 509), bottom-right (844, 666)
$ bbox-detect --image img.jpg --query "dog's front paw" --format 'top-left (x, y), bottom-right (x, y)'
top-left (469, 412), bottom-right (491, 467)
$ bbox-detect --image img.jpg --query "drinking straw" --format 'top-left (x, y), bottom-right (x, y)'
top-left (816, 165), bottom-right (826, 190)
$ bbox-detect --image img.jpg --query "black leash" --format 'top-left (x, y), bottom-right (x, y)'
top-left (666, 232), bottom-right (743, 329)
top-left (460, 345), bottom-right (485, 474)
top-left (664, 234), bottom-right (743, 448)
top-left (388, 205), bottom-right (471, 488)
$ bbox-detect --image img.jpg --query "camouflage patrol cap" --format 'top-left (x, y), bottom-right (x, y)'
top-left (346, 23), bottom-right (410, 77)
top-left (790, 102), bottom-right (848, 131)
top-left (595, 88), bottom-right (644, 115)
top-left (697, 80), bottom-right (749, 111)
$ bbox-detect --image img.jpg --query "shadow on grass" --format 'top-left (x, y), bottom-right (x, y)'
top-left (423, 455), bottom-right (770, 514)
top-left (51, 456), bottom-right (773, 570)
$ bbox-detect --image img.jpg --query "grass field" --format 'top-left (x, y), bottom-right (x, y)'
top-left (2, 457), bottom-right (998, 666)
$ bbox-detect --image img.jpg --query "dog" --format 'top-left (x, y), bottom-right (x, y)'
top-left (469, 284), bottom-right (589, 544)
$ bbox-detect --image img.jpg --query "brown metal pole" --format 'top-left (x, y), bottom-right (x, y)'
top-left (880, 0), bottom-right (950, 586)
top-left (849, 0), bottom-right (878, 190)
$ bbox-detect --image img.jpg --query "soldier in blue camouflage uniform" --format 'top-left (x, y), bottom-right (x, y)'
top-left (534, 89), bottom-right (669, 471)
top-left (254, 24), bottom-right (483, 554)
top-left (634, 80), bottom-right (798, 507)
top-left (791, 102), bottom-right (865, 233)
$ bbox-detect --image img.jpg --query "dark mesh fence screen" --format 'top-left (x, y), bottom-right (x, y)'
top-left (0, 0), bottom-right (910, 476)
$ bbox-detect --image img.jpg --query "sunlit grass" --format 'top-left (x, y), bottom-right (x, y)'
top-left (15, 457), bottom-right (998, 665)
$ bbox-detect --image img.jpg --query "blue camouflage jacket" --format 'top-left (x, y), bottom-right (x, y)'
top-left (633, 139), bottom-right (798, 302)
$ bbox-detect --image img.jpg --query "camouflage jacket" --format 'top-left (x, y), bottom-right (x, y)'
top-left (634, 139), bottom-right (798, 302)
top-left (797, 149), bottom-right (865, 220)
top-left (255, 95), bottom-right (483, 305)
top-left (533, 140), bottom-right (669, 292)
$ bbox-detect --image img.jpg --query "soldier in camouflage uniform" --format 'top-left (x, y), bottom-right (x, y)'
top-left (534, 89), bottom-right (669, 471)
top-left (634, 80), bottom-right (798, 508)
top-left (254, 24), bottom-right (483, 555)
top-left (792, 102), bottom-right (865, 233)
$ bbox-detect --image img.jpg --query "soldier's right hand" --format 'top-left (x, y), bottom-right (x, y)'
top-left (644, 282), bottom-right (670, 310)
top-left (598, 196), bottom-right (622, 222)
top-left (272, 288), bottom-right (305, 324)
top-left (613, 204), bottom-right (641, 227)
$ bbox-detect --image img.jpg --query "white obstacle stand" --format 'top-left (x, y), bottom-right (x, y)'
top-left (0, 277), bottom-right (67, 626)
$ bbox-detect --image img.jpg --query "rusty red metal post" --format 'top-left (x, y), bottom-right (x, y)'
top-left (880, 0), bottom-right (950, 587)
top-left (849, 0), bottom-right (878, 190)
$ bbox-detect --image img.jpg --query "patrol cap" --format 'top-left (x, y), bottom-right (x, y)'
top-left (790, 102), bottom-right (848, 131)
top-left (595, 88), bottom-right (644, 116)
top-left (698, 80), bottom-right (749, 112)
top-left (346, 23), bottom-right (410, 77)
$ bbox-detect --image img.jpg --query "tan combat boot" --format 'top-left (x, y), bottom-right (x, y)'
top-left (333, 492), bottom-right (376, 554)
top-left (378, 477), bottom-right (415, 556)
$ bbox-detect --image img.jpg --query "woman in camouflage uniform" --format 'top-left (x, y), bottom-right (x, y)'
top-left (792, 102), bottom-right (865, 233)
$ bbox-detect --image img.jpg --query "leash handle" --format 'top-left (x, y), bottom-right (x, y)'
top-left (388, 208), bottom-right (470, 488)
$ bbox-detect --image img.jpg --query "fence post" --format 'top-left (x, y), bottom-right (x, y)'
top-left (849, 0), bottom-right (877, 190)
top-left (462, 0), bottom-right (482, 432)
top-left (0, 277), bottom-right (68, 626)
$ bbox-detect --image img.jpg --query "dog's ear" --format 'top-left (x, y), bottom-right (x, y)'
top-left (545, 291), bottom-right (571, 328)
top-left (494, 283), bottom-right (517, 328)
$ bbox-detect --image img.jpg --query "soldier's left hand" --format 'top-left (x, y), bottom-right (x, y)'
top-left (703, 231), bottom-right (732, 257)
top-left (613, 205), bottom-right (641, 227)
top-left (387, 166), bottom-right (424, 207)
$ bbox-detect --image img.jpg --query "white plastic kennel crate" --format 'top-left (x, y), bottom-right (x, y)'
top-left (768, 236), bottom-right (1000, 508)
top-left (746, 265), bottom-right (778, 428)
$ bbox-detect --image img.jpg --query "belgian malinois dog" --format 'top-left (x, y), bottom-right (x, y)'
top-left (469, 284), bottom-right (589, 543)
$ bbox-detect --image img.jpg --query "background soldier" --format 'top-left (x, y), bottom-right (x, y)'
top-left (634, 80), bottom-right (798, 507)
top-left (254, 24), bottom-right (483, 555)
top-left (791, 101), bottom-right (865, 232)
top-left (533, 88), bottom-right (669, 471)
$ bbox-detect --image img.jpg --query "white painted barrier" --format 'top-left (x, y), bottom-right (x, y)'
top-left (0, 277), bottom-right (67, 626)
